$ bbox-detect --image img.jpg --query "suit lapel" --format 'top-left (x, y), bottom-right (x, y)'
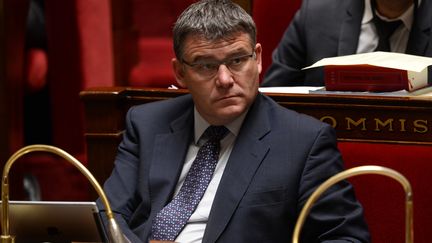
top-left (338, 0), bottom-right (364, 55)
top-left (203, 95), bottom-right (271, 243)
top-left (149, 108), bottom-right (194, 213)
top-left (406, 0), bottom-right (432, 55)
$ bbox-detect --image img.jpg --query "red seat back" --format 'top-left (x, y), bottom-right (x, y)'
top-left (4, 0), bottom-right (116, 201)
top-left (128, 0), bottom-right (195, 88)
top-left (339, 142), bottom-right (432, 243)
top-left (252, 0), bottom-right (302, 78)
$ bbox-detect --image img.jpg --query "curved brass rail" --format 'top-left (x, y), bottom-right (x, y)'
top-left (292, 165), bottom-right (413, 243)
top-left (1, 144), bottom-right (127, 243)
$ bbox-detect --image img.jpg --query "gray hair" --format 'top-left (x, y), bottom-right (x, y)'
top-left (173, 0), bottom-right (257, 59)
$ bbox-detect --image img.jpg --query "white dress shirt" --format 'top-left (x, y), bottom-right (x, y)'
top-left (357, 0), bottom-right (418, 54)
top-left (174, 107), bottom-right (247, 243)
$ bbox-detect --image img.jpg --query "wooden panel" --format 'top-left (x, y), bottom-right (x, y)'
top-left (269, 93), bottom-right (432, 144)
top-left (80, 87), bottom-right (432, 184)
top-left (81, 87), bottom-right (432, 242)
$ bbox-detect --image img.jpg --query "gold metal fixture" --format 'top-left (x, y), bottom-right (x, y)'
top-left (1, 144), bottom-right (128, 243)
top-left (292, 165), bottom-right (413, 243)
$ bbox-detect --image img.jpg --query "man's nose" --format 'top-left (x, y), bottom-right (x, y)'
top-left (216, 64), bottom-right (234, 87)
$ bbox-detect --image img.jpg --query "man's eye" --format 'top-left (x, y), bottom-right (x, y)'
top-left (198, 63), bottom-right (218, 70)
top-left (229, 57), bottom-right (246, 66)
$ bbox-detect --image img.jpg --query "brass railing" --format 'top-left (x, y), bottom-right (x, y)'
top-left (292, 165), bottom-right (413, 243)
top-left (1, 145), bottom-right (127, 243)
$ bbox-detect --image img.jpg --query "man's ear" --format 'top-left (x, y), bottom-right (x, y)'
top-left (255, 43), bottom-right (263, 74)
top-left (172, 58), bottom-right (187, 88)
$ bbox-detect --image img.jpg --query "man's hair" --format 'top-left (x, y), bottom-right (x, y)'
top-left (173, 0), bottom-right (256, 59)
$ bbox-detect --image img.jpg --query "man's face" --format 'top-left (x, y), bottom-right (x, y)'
top-left (173, 33), bottom-right (262, 125)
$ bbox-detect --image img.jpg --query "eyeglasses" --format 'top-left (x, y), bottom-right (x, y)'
top-left (182, 50), bottom-right (256, 78)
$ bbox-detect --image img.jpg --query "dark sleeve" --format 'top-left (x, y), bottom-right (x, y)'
top-left (261, 1), bottom-right (308, 87)
top-left (298, 125), bottom-right (370, 243)
top-left (97, 106), bottom-right (147, 243)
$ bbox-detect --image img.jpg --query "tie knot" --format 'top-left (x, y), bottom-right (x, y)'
top-left (204, 126), bottom-right (228, 141)
top-left (371, 0), bottom-right (403, 39)
top-left (374, 17), bottom-right (402, 38)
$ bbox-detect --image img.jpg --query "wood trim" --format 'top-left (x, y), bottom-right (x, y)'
top-left (80, 87), bottom-right (432, 184)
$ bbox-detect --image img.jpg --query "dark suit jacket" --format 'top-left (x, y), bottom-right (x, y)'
top-left (98, 93), bottom-right (370, 243)
top-left (261, 0), bottom-right (432, 86)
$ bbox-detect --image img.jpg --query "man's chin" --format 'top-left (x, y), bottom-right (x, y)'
top-left (216, 95), bottom-right (248, 108)
top-left (215, 106), bottom-right (246, 120)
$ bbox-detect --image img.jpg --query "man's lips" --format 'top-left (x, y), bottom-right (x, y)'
top-left (217, 93), bottom-right (241, 101)
top-left (220, 95), bottom-right (235, 100)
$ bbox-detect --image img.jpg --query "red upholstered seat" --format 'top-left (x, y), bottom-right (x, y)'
top-left (128, 0), bottom-right (195, 88)
top-left (339, 142), bottom-right (432, 243)
top-left (1, 0), bottom-right (29, 199)
top-left (35, 0), bottom-right (115, 200)
top-left (252, 0), bottom-right (302, 78)
top-left (129, 37), bottom-right (177, 88)
top-left (19, 0), bottom-right (203, 199)
top-left (8, 0), bottom-right (116, 201)
top-left (252, 2), bottom-right (430, 240)
top-left (25, 48), bottom-right (48, 92)
top-left (10, 0), bottom-right (197, 200)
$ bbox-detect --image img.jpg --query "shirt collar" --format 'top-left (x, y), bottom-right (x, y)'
top-left (193, 107), bottom-right (247, 144)
top-left (362, 0), bottom-right (419, 31)
top-left (362, 0), bottom-right (374, 24)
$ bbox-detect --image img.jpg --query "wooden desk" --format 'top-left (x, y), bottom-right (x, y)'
top-left (80, 86), bottom-right (432, 184)
top-left (80, 86), bottom-right (432, 243)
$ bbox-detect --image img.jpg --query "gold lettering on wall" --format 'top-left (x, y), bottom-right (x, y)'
top-left (317, 115), bottom-right (431, 135)
top-left (345, 117), bottom-right (366, 131)
top-left (320, 116), bottom-right (337, 128)
top-left (414, 120), bottom-right (428, 133)
top-left (399, 119), bottom-right (407, 132)
top-left (374, 118), bottom-right (394, 131)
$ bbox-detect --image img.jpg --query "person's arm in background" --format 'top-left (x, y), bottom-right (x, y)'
top-left (261, 0), bottom-right (348, 87)
top-left (261, 5), bottom-right (308, 87)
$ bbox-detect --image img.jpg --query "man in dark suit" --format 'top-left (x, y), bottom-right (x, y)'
top-left (262, 0), bottom-right (432, 86)
top-left (98, 0), bottom-right (370, 242)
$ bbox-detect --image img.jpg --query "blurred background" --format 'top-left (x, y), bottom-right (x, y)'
top-left (0, 0), bottom-right (301, 201)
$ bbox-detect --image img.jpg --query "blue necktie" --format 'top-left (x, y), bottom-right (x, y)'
top-left (151, 126), bottom-right (228, 241)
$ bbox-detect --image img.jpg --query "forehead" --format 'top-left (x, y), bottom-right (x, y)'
top-left (182, 33), bottom-right (253, 60)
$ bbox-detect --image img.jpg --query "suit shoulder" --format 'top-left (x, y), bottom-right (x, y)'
top-left (304, 0), bottom-right (352, 10)
top-left (300, 0), bottom-right (357, 23)
top-left (259, 95), bottom-right (338, 156)
top-left (262, 95), bottom-right (330, 132)
top-left (132, 94), bottom-right (191, 110)
top-left (299, 0), bottom-right (359, 37)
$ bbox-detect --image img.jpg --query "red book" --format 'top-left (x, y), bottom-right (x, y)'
top-left (304, 52), bottom-right (432, 92)
top-left (324, 64), bottom-right (411, 92)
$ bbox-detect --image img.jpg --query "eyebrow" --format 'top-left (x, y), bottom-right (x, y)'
top-left (189, 48), bottom-right (251, 63)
